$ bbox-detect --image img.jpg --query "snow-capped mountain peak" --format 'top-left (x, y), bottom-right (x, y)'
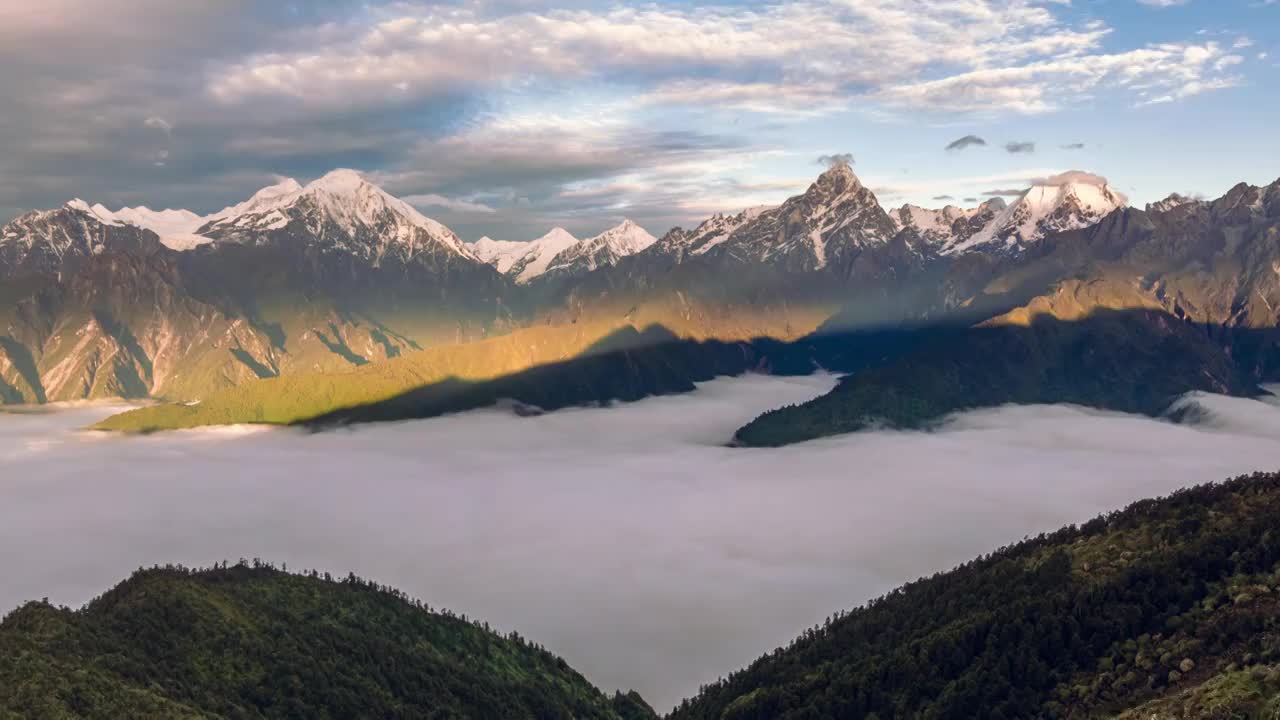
top-left (539, 220), bottom-right (657, 280)
top-left (691, 162), bottom-right (895, 272)
top-left (945, 171), bottom-right (1127, 255)
top-left (200, 169), bottom-right (476, 261)
top-left (508, 228), bottom-right (580, 283)
top-left (591, 219), bottom-right (658, 255)
top-left (473, 227), bottom-right (581, 283)
top-left (56, 200), bottom-right (212, 251)
top-left (891, 198), bottom-right (1006, 249)
top-left (472, 236), bottom-right (527, 273)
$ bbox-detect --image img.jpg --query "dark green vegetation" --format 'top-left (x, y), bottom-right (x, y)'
top-left (671, 471), bottom-right (1280, 719)
top-left (735, 308), bottom-right (1276, 446)
top-left (0, 563), bottom-right (654, 720)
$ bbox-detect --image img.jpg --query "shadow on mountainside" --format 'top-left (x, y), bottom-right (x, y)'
top-left (296, 309), bottom-right (1280, 442)
top-left (735, 308), bottom-right (1280, 447)
top-left (296, 324), bottom-right (796, 429)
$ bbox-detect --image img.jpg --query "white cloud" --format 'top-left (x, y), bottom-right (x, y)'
top-left (204, 0), bottom-right (1240, 117)
top-left (402, 194), bottom-right (496, 214)
top-left (1031, 170), bottom-right (1111, 186)
top-left (6, 377), bottom-right (1280, 712)
top-left (878, 41), bottom-right (1242, 113)
top-left (143, 116), bottom-right (173, 133)
top-left (867, 168), bottom-right (1067, 197)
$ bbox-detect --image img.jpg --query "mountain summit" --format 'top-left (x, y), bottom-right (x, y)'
top-left (539, 219), bottom-right (657, 281)
top-left (474, 227), bottom-right (583, 284)
top-left (695, 161), bottom-right (897, 272)
top-left (198, 169), bottom-right (477, 263)
top-left (945, 171), bottom-right (1127, 254)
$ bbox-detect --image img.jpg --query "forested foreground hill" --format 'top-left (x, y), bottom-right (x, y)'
top-left (0, 564), bottom-right (655, 720)
top-left (6, 473), bottom-right (1280, 719)
top-left (671, 471), bottom-right (1280, 720)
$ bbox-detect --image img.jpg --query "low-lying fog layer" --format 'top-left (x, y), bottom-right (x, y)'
top-left (3, 375), bottom-right (1280, 711)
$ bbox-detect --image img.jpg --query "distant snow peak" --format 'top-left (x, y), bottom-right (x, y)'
top-left (308, 168), bottom-right (365, 194)
top-left (535, 227), bottom-right (579, 247)
top-left (472, 236), bottom-right (527, 273)
top-left (472, 227), bottom-right (586, 283)
top-left (202, 168), bottom-right (475, 261)
top-left (944, 170), bottom-right (1128, 255)
top-left (539, 219), bottom-right (657, 279)
top-left (593, 218), bottom-right (659, 255)
top-left (63, 199), bottom-right (212, 251)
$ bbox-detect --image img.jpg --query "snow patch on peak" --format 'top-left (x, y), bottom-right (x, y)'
top-left (510, 227), bottom-right (580, 283)
top-left (594, 219), bottom-right (658, 255)
top-left (473, 227), bottom-right (583, 282)
top-left (472, 236), bottom-right (528, 273)
top-left (110, 206), bottom-right (212, 251)
top-left (307, 168), bottom-right (364, 193)
top-left (64, 199), bottom-right (122, 227)
top-left (536, 227), bottom-right (578, 247)
top-left (203, 170), bottom-right (474, 259)
top-left (64, 200), bottom-right (217, 251)
top-left (540, 220), bottom-right (656, 278)
top-left (255, 178), bottom-right (303, 198)
top-left (946, 171), bottom-right (1127, 255)
top-left (687, 205), bottom-right (776, 256)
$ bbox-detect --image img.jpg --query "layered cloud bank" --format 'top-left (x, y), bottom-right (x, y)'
top-left (5, 376), bottom-right (1280, 710)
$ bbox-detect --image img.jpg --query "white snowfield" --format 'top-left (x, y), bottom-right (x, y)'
top-left (65, 200), bottom-right (211, 251)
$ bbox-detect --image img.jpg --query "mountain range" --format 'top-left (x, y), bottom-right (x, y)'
top-left (3, 160), bottom-right (1279, 441)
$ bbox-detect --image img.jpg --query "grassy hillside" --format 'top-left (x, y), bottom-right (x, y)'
top-left (735, 308), bottom-right (1268, 447)
top-left (0, 564), bottom-right (652, 720)
top-left (95, 319), bottom-right (633, 431)
top-left (670, 471), bottom-right (1280, 719)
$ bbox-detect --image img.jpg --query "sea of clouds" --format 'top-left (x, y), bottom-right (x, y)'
top-left (3, 375), bottom-right (1280, 711)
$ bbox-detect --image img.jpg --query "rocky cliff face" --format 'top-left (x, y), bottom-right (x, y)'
top-left (0, 172), bottom-right (511, 404)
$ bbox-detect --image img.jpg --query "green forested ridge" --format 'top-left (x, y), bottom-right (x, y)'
top-left (734, 308), bottom-right (1274, 447)
top-left (0, 563), bottom-right (653, 720)
top-left (670, 471), bottom-right (1280, 719)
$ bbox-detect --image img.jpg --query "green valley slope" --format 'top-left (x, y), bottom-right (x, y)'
top-left (94, 319), bottom-right (638, 431)
top-left (670, 471), bottom-right (1280, 719)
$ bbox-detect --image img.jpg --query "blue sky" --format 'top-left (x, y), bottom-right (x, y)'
top-left (0, 0), bottom-right (1275, 240)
